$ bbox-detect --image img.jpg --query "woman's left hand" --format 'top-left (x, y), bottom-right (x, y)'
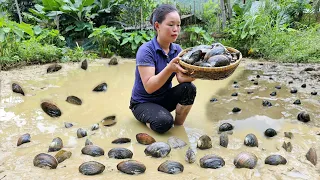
top-left (176, 71), bottom-right (196, 83)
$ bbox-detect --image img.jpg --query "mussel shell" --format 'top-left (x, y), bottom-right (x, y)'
top-left (270, 91), bottom-right (277, 96)
top-left (275, 85), bottom-right (281, 89)
top-left (167, 136), bottom-right (187, 149)
top-left (91, 123), bottom-right (99, 131)
top-left (207, 55), bottom-right (230, 67)
top-left (33, 153), bottom-right (58, 169)
top-left (117, 160), bottom-right (146, 175)
top-left (262, 100), bottom-right (272, 107)
top-left (232, 107), bottom-right (241, 113)
top-left (85, 138), bottom-right (93, 146)
top-left (231, 92), bottom-right (238, 96)
top-left (290, 88), bottom-right (298, 93)
top-left (197, 135), bottom-right (212, 150)
top-left (244, 134), bottom-right (258, 147)
top-left (66, 96), bottom-right (82, 105)
top-left (136, 133), bottom-right (156, 145)
top-left (199, 62), bottom-right (212, 67)
top-left (284, 132), bottom-right (293, 139)
top-left (47, 64), bottom-right (62, 73)
top-left (264, 128), bottom-right (277, 137)
top-left (311, 91), bottom-right (317, 95)
top-left (144, 142), bottom-right (171, 158)
top-left (54, 150), bottom-right (72, 163)
top-left (48, 137), bottom-right (63, 152)
top-left (108, 148), bottom-right (133, 159)
top-left (220, 132), bottom-right (228, 148)
top-left (301, 83), bottom-right (306, 88)
top-left (265, 155), bottom-right (287, 165)
top-left (81, 145), bottom-right (105, 157)
top-left (109, 57), bottom-right (118, 65)
top-left (17, 133), bottom-right (31, 146)
top-left (297, 112), bottom-right (310, 122)
top-left (112, 138), bottom-right (131, 144)
top-left (81, 60), bottom-right (88, 70)
top-left (306, 148), bottom-right (317, 166)
top-left (234, 152), bottom-right (258, 169)
top-left (204, 46), bottom-right (226, 61)
top-left (64, 122), bottom-right (73, 128)
top-left (77, 128), bottom-right (87, 138)
top-left (219, 123), bottom-right (233, 132)
top-left (200, 154), bottom-right (225, 169)
top-left (12, 83), bottom-right (25, 96)
top-left (293, 99), bottom-right (301, 105)
top-left (79, 161), bottom-right (105, 175)
top-left (185, 147), bottom-right (196, 163)
top-left (101, 115), bottom-right (116, 126)
top-left (158, 160), bottom-right (184, 174)
top-left (93, 83), bottom-right (107, 92)
top-left (282, 141), bottom-right (293, 152)
top-left (41, 102), bottom-right (62, 117)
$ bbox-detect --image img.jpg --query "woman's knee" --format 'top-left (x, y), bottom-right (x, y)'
top-left (150, 113), bottom-right (174, 134)
top-left (179, 82), bottom-right (197, 105)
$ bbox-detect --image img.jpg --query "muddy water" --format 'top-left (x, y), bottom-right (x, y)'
top-left (0, 59), bottom-right (319, 179)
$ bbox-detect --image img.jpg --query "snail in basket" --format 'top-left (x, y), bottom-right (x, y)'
top-left (180, 43), bottom-right (239, 67)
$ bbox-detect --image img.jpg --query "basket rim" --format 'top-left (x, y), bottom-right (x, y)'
top-left (178, 46), bottom-right (242, 72)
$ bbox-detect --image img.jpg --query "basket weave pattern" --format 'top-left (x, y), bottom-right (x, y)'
top-left (178, 47), bottom-right (242, 80)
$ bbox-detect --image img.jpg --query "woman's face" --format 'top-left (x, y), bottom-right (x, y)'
top-left (156, 11), bottom-right (181, 44)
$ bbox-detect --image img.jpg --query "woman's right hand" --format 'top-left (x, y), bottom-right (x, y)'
top-left (167, 56), bottom-right (187, 74)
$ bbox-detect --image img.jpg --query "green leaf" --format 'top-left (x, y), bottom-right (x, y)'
top-left (59, 35), bottom-right (65, 41)
top-left (2, 27), bottom-right (10, 33)
top-left (33, 25), bottom-right (42, 35)
top-left (82, 0), bottom-right (94, 7)
top-left (17, 23), bottom-right (34, 37)
top-left (12, 28), bottom-right (24, 39)
top-left (65, 25), bottom-right (75, 32)
top-left (241, 31), bottom-right (248, 39)
top-left (46, 11), bottom-right (63, 17)
top-left (134, 35), bottom-right (142, 44)
top-left (42, 0), bottom-right (61, 11)
top-left (249, 28), bottom-right (256, 35)
top-left (120, 38), bottom-right (129, 46)
top-left (0, 29), bottom-right (5, 42)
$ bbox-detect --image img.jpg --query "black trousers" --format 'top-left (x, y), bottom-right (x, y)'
top-left (130, 82), bottom-right (196, 134)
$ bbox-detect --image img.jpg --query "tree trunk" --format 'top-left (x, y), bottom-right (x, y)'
top-left (226, 0), bottom-right (232, 21)
top-left (315, 0), bottom-right (320, 22)
top-left (220, 0), bottom-right (226, 30)
top-left (14, 0), bottom-right (22, 23)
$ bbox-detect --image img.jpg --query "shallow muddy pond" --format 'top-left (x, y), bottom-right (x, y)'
top-left (0, 59), bottom-right (319, 179)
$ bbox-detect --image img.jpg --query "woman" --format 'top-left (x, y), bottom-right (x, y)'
top-left (129, 4), bottom-right (197, 134)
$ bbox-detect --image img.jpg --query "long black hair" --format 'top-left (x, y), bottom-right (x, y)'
top-left (149, 4), bottom-right (179, 31)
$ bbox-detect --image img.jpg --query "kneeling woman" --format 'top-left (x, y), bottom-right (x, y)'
top-left (129, 4), bottom-right (197, 134)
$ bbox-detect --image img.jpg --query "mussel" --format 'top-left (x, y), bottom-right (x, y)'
top-left (144, 142), bottom-right (171, 158)
top-left (282, 141), bottom-right (293, 152)
top-left (77, 128), bottom-right (87, 138)
top-left (54, 150), bottom-right (72, 163)
top-left (81, 145), bottom-right (105, 157)
top-left (290, 88), bottom-right (298, 93)
top-left (234, 152), bottom-right (258, 169)
top-left (311, 91), bottom-right (317, 95)
top-left (112, 138), bottom-right (131, 144)
top-left (48, 137), bottom-right (63, 152)
top-left (66, 96), bottom-right (82, 105)
top-left (270, 91), bottom-right (277, 96)
top-left (136, 133), bottom-right (156, 145)
top-left (306, 147), bottom-right (317, 166)
top-left (185, 147), bottom-right (196, 164)
top-left (264, 128), bottom-right (277, 137)
top-left (17, 133), bottom-right (31, 146)
top-left (167, 136), bottom-right (187, 149)
top-left (197, 135), bottom-right (212, 150)
top-left (262, 100), bottom-right (272, 107)
top-left (64, 122), bottom-right (73, 128)
top-left (244, 134), bottom-right (258, 147)
top-left (200, 154), bottom-right (225, 169)
top-left (85, 138), bottom-right (93, 146)
top-left (109, 57), bottom-right (118, 65)
top-left (47, 64), bottom-right (62, 73)
top-left (12, 83), bottom-right (25, 96)
top-left (265, 155), bottom-right (287, 165)
top-left (33, 153), bottom-right (58, 169)
top-left (207, 55), bottom-right (230, 67)
top-left (297, 112), bottom-right (310, 122)
top-left (158, 160), bottom-right (184, 174)
top-left (220, 132), bottom-right (228, 148)
top-left (219, 123), bottom-right (233, 132)
top-left (81, 60), bottom-right (88, 70)
top-left (181, 49), bottom-right (202, 64)
top-left (41, 102), bottom-right (62, 117)
top-left (117, 160), bottom-right (146, 175)
top-left (101, 115), bottom-right (116, 126)
top-left (79, 161), bottom-right (105, 175)
top-left (108, 148), bottom-right (133, 159)
top-left (284, 132), bottom-right (293, 139)
top-left (93, 83), bottom-right (107, 92)
top-left (232, 107), bottom-right (241, 113)
top-left (293, 99), bottom-right (301, 105)
top-left (91, 123), bottom-right (99, 131)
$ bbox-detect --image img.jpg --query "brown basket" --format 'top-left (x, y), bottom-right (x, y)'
top-left (178, 46), bottom-right (242, 80)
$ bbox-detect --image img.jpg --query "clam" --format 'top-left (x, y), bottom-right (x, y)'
top-left (282, 141), bottom-right (292, 152)
top-left (244, 133), bottom-right (258, 147)
top-left (297, 112), bottom-right (310, 122)
top-left (231, 92), bottom-right (238, 96)
top-left (81, 145), bottom-right (105, 157)
top-left (136, 133), bottom-right (156, 145)
top-left (64, 122), bottom-right (73, 128)
top-left (77, 128), bottom-right (87, 138)
top-left (167, 136), bottom-right (187, 149)
top-left (219, 123), bottom-right (233, 132)
top-left (185, 147), bottom-right (196, 164)
top-left (200, 154), bottom-right (225, 169)
top-left (290, 88), bottom-right (297, 93)
top-left (207, 55), bottom-right (230, 67)
top-left (265, 155), bottom-right (287, 165)
top-left (54, 150), bottom-right (72, 163)
top-left (48, 137), bottom-right (63, 152)
top-left (284, 132), bottom-right (293, 139)
top-left (204, 45), bottom-right (226, 61)
top-left (262, 100), bottom-right (272, 107)
top-left (301, 83), bottom-right (306, 88)
top-left (108, 148), bottom-right (133, 159)
top-left (79, 161), bottom-right (105, 175)
top-left (232, 107), bottom-right (241, 113)
top-left (33, 153), bottom-right (58, 169)
top-left (264, 128), bottom-right (277, 137)
top-left (117, 160), bottom-right (146, 175)
top-left (85, 138), bottom-right (93, 146)
top-left (12, 83), bottom-right (25, 96)
top-left (47, 64), bottom-right (62, 73)
top-left (101, 115), bottom-right (116, 126)
top-left (311, 91), bottom-right (317, 95)
top-left (81, 59), bottom-right (88, 70)
top-left (66, 96), bottom-right (82, 105)
top-left (109, 56), bottom-right (118, 65)
top-left (17, 133), bottom-right (31, 146)
top-left (293, 99), bottom-right (301, 105)
top-left (306, 147), bottom-right (317, 166)
top-left (93, 82), bottom-right (107, 92)
top-left (41, 102), bottom-right (62, 117)
top-left (181, 49), bottom-right (202, 64)
top-left (270, 91), bottom-right (277, 96)
top-left (158, 160), bottom-right (184, 174)
top-left (91, 123), bottom-right (99, 131)
top-left (112, 138), bottom-right (131, 144)
top-left (144, 142), bottom-right (171, 158)
top-left (220, 132), bottom-right (228, 148)
top-left (197, 135), bottom-right (212, 150)
top-left (233, 152), bottom-right (258, 169)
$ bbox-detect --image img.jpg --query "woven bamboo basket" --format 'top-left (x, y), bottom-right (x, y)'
top-left (178, 46), bottom-right (242, 80)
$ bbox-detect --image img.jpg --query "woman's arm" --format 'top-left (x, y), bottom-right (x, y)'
top-left (176, 71), bottom-right (196, 84)
top-left (139, 57), bottom-right (187, 94)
